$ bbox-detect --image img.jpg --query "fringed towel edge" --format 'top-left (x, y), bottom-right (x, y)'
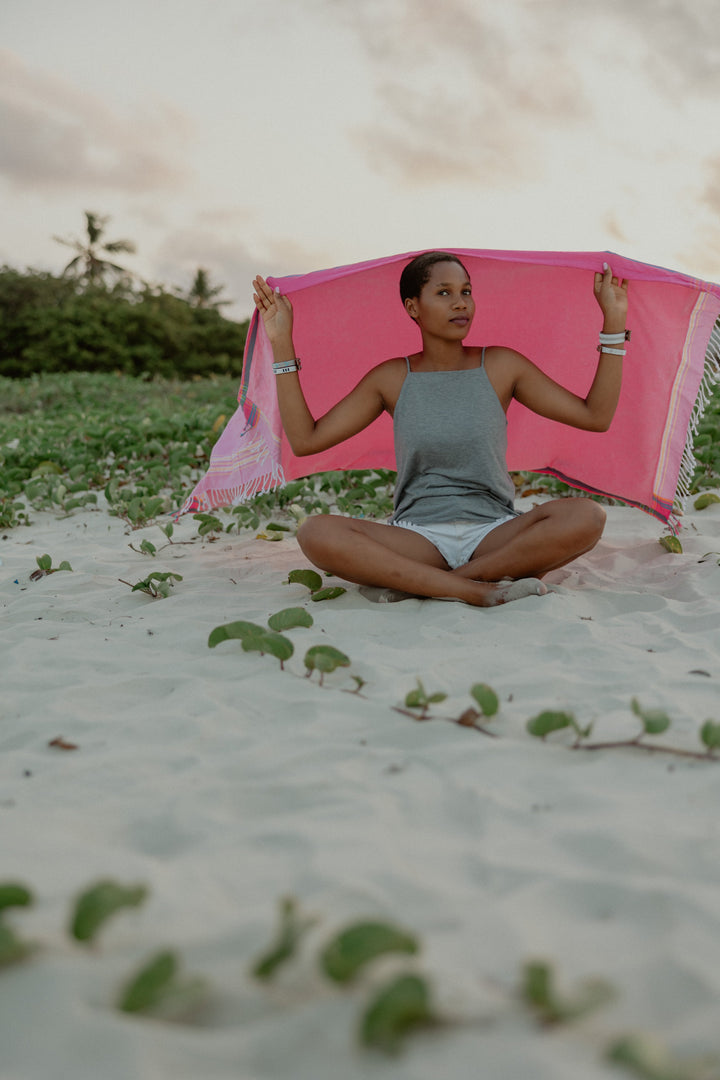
top-left (671, 316), bottom-right (720, 531)
top-left (174, 463), bottom-right (287, 519)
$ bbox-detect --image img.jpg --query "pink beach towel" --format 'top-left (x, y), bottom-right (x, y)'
top-left (180, 248), bottom-right (720, 529)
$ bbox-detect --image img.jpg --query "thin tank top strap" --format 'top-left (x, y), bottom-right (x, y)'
top-left (404, 356), bottom-right (411, 373)
top-left (481, 345), bottom-right (486, 367)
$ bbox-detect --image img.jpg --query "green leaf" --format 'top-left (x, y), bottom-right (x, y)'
top-left (526, 711), bottom-right (575, 739)
top-left (117, 949), bottom-right (206, 1017)
top-left (694, 492), bottom-right (720, 510)
top-left (267, 607), bottom-right (314, 632)
top-left (606, 1035), bottom-right (662, 1078)
top-left (304, 645), bottom-right (351, 675)
top-left (404, 679), bottom-right (426, 705)
top-left (119, 950), bottom-right (177, 1012)
top-left (310, 586), bottom-right (347, 602)
top-left (36, 554), bottom-right (52, 571)
top-left (208, 620), bottom-right (266, 648)
top-left (139, 539), bottom-right (157, 555)
top-left (0, 883), bottom-right (33, 912)
top-left (192, 512), bottom-right (224, 536)
top-left (157, 571), bottom-right (182, 583)
top-left (320, 921), bottom-right (420, 983)
top-left (241, 629), bottom-right (294, 664)
top-left (631, 698), bottom-right (671, 736)
top-left (360, 973), bottom-right (434, 1054)
top-left (251, 897), bottom-right (317, 981)
top-left (470, 683), bottom-right (499, 716)
top-left (659, 535), bottom-right (683, 554)
top-left (130, 571), bottom-right (182, 596)
top-left (32, 461), bottom-right (63, 477)
top-left (287, 568), bottom-right (323, 592)
top-left (700, 720), bottom-right (720, 750)
top-left (265, 522), bottom-right (292, 532)
top-left (605, 1033), bottom-right (716, 1080)
top-left (70, 880), bottom-right (149, 943)
top-left (57, 561), bottom-right (72, 572)
top-left (522, 959), bottom-right (554, 1011)
top-left (521, 960), bottom-right (615, 1025)
top-left (0, 923), bottom-right (34, 968)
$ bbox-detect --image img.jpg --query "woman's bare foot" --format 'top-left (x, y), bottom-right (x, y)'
top-left (360, 578), bottom-right (547, 605)
top-left (438, 576), bottom-right (547, 606)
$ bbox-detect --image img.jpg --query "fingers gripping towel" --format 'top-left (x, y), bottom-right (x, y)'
top-left (180, 248), bottom-right (720, 530)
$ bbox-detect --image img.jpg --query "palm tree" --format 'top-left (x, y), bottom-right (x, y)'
top-left (54, 211), bottom-right (136, 286)
top-left (186, 267), bottom-right (230, 309)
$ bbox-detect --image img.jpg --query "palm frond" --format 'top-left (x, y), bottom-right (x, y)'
top-left (60, 255), bottom-right (83, 276)
top-left (85, 212), bottom-right (109, 246)
top-left (103, 240), bottom-right (137, 255)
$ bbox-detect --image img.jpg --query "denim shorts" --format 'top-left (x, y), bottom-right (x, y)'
top-left (392, 515), bottom-right (517, 570)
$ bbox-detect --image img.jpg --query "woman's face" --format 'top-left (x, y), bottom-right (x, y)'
top-left (405, 261), bottom-right (475, 339)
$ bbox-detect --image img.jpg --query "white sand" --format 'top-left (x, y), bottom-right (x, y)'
top-left (2, 495), bottom-right (720, 1079)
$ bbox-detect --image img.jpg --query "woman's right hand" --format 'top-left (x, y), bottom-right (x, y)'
top-left (253, 275), bottom-right (294, 344)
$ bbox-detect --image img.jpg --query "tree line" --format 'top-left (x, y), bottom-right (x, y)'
top-left (0, 213), bottom-right (249, 380)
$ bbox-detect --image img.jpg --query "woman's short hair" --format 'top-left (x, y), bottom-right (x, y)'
top-left (399, 251), bottom-right (470, 305)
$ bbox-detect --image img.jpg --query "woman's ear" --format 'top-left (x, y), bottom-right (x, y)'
top-left (404, 297), bottom-right (419, 321)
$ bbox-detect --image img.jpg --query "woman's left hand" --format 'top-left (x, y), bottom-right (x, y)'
top-left (593, 263), bottom-right (629, 326)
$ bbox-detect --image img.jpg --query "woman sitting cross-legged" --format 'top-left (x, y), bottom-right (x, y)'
top-left (252, 250), bottom-right (629, 607)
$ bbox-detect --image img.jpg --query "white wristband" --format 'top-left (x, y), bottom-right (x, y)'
top-left (273, 359), bottom-right (302, 375)
top-left (599, 330), bottom-right (631, 344)
top-left (597, 345), bottom-right (626, 356)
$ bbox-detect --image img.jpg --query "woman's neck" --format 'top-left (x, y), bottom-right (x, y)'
top-left (414, 341), bottom-right (476, 371)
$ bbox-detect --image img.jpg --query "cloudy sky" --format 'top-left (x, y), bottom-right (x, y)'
top-left (2, 0), bottom-right (720, 318)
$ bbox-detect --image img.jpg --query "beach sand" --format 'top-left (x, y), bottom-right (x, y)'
top-left (2, 494), bottom-right (720, 1079)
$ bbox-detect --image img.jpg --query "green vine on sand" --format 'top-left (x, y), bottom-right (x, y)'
top-left (527, 698), bottom-right (720, 762)
top-left (118, 570), bottom-right (183, 599)
top-left (394, 679), bottom-right (501, 736)
top-left (29, 553), bottom-right (72, 580)
top-left (0, 876), bottom-right (205, 1020)
top-left (3, 876), bottom-right (719, 1070)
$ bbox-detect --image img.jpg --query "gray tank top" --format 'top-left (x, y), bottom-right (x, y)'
top-left (391, 349), bottom-right (519, 525)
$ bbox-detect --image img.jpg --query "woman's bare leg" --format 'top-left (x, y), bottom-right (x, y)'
top-left (296, 516), bottom-right (545, 607)
top-left (454, 498), bottom-right (606, 583)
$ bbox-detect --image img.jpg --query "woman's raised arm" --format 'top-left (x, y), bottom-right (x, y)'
top-left (252, 275), bottom-right (386, 456)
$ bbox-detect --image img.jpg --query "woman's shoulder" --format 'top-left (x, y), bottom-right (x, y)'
top-left (362, 356), bottom-right (408, 385)
top-left (363, 356), bottom-right (408, 412)
top-left (483, 344), bottom-right (527, 361)
top-left (483, 346), bottom-right (533, 408)
top-left (483, 345), bottom-right (530, 374)
top-left (374, 355), bottom-right (409, 373)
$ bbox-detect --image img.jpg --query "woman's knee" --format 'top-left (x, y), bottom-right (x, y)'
top-left (583, 499), bottom-right (606, 533)
top-left (296, 514), bottom-right (347, 566)
top-left (570, 498), bottom-right (606, 544)
top-left (549, 497), bottom-right (605, 545)
top-left (296, 514), bottom-right (327, 558)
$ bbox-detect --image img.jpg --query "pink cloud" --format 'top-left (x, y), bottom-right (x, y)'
top-left (0, 50), bottom-right (190, 192)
